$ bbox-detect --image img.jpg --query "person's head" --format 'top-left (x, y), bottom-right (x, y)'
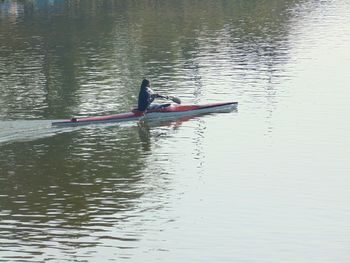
top-left (141, 79), bottom-right (150, 88)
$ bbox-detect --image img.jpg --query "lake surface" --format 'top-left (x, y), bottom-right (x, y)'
top-left (1, 0), bottom-right (350, 262)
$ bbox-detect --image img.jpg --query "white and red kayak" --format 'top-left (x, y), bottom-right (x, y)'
top-left (52, 101), bottom-right (238, 126)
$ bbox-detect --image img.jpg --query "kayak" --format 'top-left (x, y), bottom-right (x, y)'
top-left (52, 101), bottom-right (238, 126)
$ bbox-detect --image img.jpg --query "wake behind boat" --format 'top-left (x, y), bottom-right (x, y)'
top-left (52, 101), bottom-right (238, 127)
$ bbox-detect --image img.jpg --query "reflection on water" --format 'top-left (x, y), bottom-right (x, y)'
top-left (0, 112), bottom-right (209, 261)
top-left (0, 0), bottom-right (298, 120)
top-left (0, 124), bottom-right (153, 261)
top-left (1, 0), bottom-right (350, 262)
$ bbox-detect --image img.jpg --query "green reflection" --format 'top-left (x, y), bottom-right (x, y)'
top-left (1, 0), bottom-right (300, 119)
top-left (0, 125), bottom-right (145, 223)
top-left (0, 0), bottom-right (307, 261)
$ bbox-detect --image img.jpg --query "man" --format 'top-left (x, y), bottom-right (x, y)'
top-left (137, 79), bottom-right (168, 112)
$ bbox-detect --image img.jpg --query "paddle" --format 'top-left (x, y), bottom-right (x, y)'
top-left (168, 96), bottom-right (181, 104)
top-left (157, 95), bottom-right (181, 104)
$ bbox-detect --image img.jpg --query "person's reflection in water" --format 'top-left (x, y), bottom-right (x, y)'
top-left (137, 115), bottom-right (200, 152)
top-left (137, 121), bottom-right (151, 152)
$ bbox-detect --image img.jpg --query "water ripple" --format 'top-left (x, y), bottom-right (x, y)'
top-left (1, 0), bottom-right (350, 262)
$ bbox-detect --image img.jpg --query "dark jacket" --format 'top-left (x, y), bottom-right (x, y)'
top-left (137, 80), bottom-right (160, 111)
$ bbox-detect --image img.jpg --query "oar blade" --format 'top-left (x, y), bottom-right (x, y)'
top-left (169, 96), bottom-right (181, 104)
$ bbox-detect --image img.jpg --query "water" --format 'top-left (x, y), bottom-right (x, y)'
top-left (1, 0), bottom-right (350, 262)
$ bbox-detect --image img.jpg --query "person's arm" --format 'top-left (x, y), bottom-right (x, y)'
top-left (152, 94), bottom-right (168, 99)
top-left (148, 87), bottom-right (168, 100)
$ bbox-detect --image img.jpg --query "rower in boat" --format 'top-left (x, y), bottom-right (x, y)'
top-left (137, 79), bottom-right (171, 112)
top-left (52, 79), bottom-right (236, 126)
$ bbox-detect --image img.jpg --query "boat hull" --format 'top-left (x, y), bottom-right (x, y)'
top-left (52, 102), bottom-right (238, 126)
